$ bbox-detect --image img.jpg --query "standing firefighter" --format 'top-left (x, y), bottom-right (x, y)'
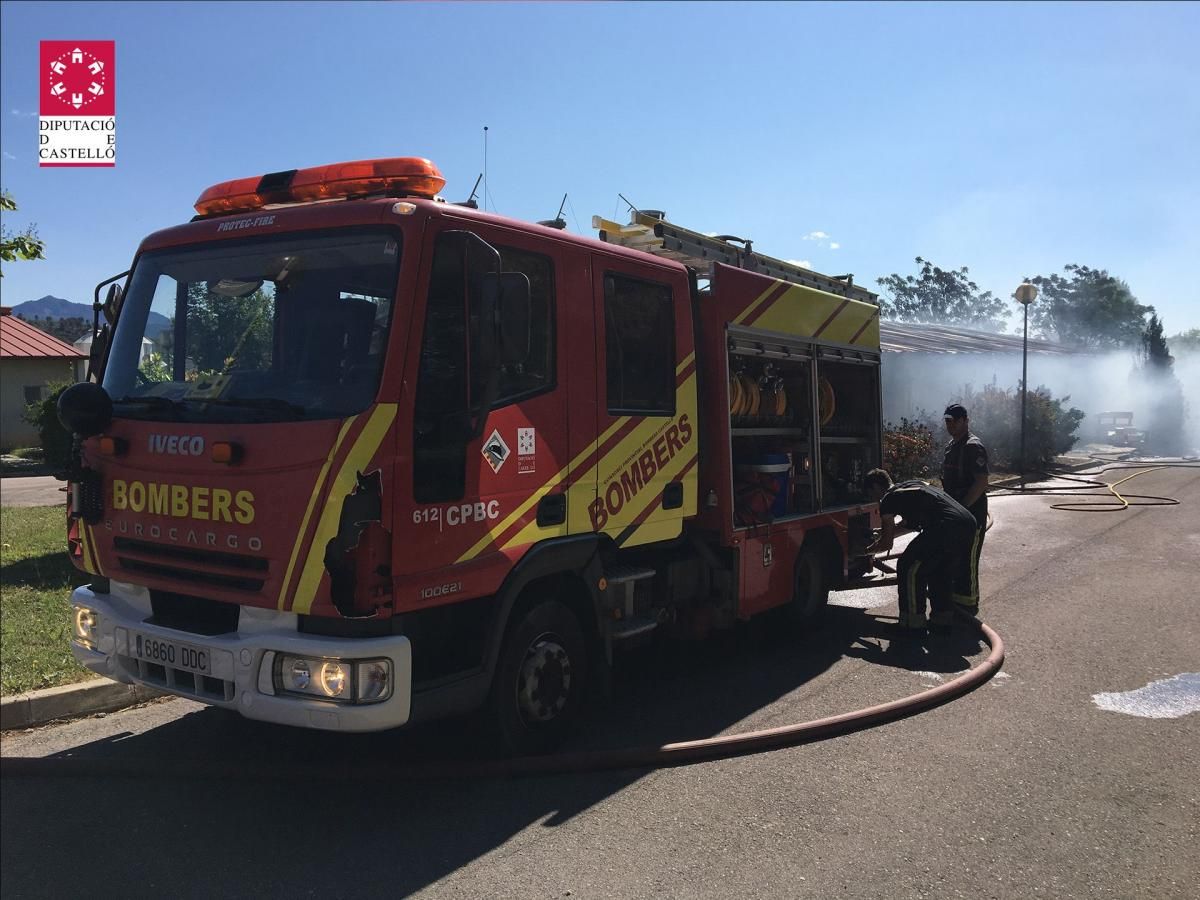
top-left (865, 469), bottom-right (977, 636)
top-left (940, 403), bottom-right (989, 614)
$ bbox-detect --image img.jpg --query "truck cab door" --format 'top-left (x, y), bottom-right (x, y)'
top-left (402, 227), bottom-right (571, 582)
top-left (585, 257), bottom-right (698, 548)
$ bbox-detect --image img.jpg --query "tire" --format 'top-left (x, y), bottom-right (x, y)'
top-left (487, 599), bottom-right (588, 756)
top-left (790, 547), bottom-right (830, 627)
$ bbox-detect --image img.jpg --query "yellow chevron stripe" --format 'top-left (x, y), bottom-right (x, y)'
top-left (750, 285), bottom-right (881, 349)
top-left (277, 415), bottom-right (359, 610)
top-left (78, 523), bottom-right (96, 574)
top-left (455, 414), bottom-right (633, 564)
top-left (676, 351), bottom-right (694, 374)
top-left (592, 372), bottom-right (699, 542)
top-left (85, 525), bottom-right (105, 576)
top-left (78, 524), bottom-right (92, 572)
top-left (732, 281), bottom-right (784, 326)
top-left (290, 404), bottom-right (397, 615)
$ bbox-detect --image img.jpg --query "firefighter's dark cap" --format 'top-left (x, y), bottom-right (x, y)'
top-left (944, 403), bottom-right (969, 420)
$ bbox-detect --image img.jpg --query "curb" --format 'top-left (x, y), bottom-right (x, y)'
top-left (0, 679), bottom-right (164, 731)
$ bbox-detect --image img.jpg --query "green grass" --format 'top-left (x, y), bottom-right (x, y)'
top-left (0, 506), bottom-right (94, 695)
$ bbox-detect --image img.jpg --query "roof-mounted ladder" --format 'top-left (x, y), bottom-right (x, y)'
top-left (593, 210), bottom-right (878, 305)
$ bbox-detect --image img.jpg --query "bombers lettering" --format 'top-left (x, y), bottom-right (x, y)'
top-left (111, 479), bottom-right (254, 524)
top-left (589, 413), bottom-right (693, 530)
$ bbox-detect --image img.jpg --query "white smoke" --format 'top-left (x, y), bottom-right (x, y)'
top-left (882, 349), bottom-right (1199, 455)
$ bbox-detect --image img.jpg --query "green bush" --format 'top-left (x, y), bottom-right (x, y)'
top-left (21, 381), bottom-right (74, 477)
top-left (883, 416), bottom-right (941, 482)
top-left (953, 383), bottom-right (1085, 472)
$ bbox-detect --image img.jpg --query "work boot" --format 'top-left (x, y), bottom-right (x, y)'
top-left (884, 616), bottom-right (927, 639)
top-left (929, 611), bottom-right (956, 636)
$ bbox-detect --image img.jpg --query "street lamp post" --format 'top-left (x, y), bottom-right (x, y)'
top-left (1015, 281), bottom-right (1038, 484)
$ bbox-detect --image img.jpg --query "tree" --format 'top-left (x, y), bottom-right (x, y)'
top-left (876, 257), bottom-right (1008, 331)
top-left (1026, 264), bottom-right (1150, 349)
top-left (1167, 328), bottom-right (1200, 356)
top-left (184, 284), bottom-right (274, 375)
top-left (1140, 313), bottom-right (1173, 373)
top-left (1133, 313), bottom-right (1186, 455)
top-left (0, 191), bottom-right (46, 277)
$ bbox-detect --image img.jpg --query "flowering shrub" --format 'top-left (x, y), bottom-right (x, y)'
top-left (883, 417), bottom-right (940, 482)
top-left (953, 383), bottom-right (1084, 471)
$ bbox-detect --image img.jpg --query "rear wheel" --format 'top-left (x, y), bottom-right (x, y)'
top-left (790, 547), bottom-right (830, 627)
top-left (488, 599), bottom-right (587, 755)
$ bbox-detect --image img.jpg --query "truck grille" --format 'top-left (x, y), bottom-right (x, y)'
top-left (114, 537), bottom-right (268, 593)
top-left (117, 655), bottom-right (235, 703)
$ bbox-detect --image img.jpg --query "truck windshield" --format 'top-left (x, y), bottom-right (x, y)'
top-left (103, 231), bottom-right (401, 422)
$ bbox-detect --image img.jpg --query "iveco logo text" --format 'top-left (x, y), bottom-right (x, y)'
top-left (216, 215), bottom-right (275, 232)
top-left (149, 434), bottom-right (204, 456)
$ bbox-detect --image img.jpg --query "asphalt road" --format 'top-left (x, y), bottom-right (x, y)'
top-left (0, 476), bottom-right (66, 507)
top-left (3, 464), bottom-right (1198, 899)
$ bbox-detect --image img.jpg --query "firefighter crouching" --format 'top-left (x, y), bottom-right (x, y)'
top-left (865, 469), bottom-right (977, 636)
top-left (940, 403), bottom-right (989, 615)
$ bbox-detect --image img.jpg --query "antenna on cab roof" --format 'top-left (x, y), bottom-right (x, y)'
top-left (538, 194), bottom-right (568, 230)
top-left (462, 173), bottom-right (483, 209)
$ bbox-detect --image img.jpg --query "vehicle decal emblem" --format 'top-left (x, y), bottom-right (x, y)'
top-left (483, 429), bottom-right (510, 473)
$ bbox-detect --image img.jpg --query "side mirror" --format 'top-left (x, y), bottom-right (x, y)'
top-left (488, 272), bottom-right (531, 364)
top-left (102, 282), bottom-right (123, 325)
top-left (58, 382), bottom-right (113, 437)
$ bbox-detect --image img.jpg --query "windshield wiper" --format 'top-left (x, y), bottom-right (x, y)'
top-left (113, 395), bottom-right (183, 414)
top-left (192, 397), bottom-right (306, 417)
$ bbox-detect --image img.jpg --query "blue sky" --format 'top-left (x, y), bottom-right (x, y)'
top-left (2, 1), bottom-right (1198, 333)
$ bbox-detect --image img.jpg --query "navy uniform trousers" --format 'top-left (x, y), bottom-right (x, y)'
top-left (898, 523), bottom-right (976, 628)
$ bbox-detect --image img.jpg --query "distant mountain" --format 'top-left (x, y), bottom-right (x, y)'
top-left (12, 295), bottom-right (171, 339)
top-left (11, 295), bottom-right (87, 319)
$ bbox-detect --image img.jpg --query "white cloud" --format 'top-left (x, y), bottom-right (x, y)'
top-left (802, 231), bottom-right (829, 241)
top-left (785, 259), bottom-right (813, 269)
top-left (2, 151), bottom-right (15, 160)
top-left (829, 242), bottom-right (840, 250)
top-left (10, 109), bottom-right (35, 117)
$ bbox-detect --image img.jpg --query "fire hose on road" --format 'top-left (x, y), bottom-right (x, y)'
top-left (1, 616), bottom-right (1004, 782)
top-left (990, 454), bottom-right (1200, 512)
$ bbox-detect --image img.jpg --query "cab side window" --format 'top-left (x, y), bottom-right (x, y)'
top-left (604, 273), bottom-right (674, 415)
top-left (413, 235), bottom-right (469, 503)
top-left (495, 246), bottom-right (555, 403)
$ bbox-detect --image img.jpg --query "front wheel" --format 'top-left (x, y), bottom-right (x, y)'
top-left (487, 600), bottom-right (588, 756)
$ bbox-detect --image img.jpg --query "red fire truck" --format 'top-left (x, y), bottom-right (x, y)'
top-left (61, 157), bottom-right (883, 751)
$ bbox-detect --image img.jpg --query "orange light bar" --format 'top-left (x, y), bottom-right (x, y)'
top-left (193, 157), bottom-right (445, 216)
top-left (289, 157), bottom-right (445, 203)
top-left (194, 176), bottom-right (269, 216)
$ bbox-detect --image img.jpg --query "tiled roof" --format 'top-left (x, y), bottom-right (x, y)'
top-left (0, 308), bottom-right (88, 359)
top-left (880, 321), bottom-right (1081, 355)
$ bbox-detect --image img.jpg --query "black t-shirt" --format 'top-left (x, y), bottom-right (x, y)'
top-left (942, 433), bottom-right (989, 523)
top-left (880, 480), bottom-right (976, 533)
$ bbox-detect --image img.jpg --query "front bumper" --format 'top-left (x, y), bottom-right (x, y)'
top-left (70, 583), bottom-right (412, 732)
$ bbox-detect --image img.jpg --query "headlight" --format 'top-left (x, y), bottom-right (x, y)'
top-left (355, 660), bottom-right (391, 702)
top-left (273, 655), bottom-right (391, 704)
top-left (320, 661), bottom-right (347, 698)
top-left (73, 606), bottom-right (99, 648)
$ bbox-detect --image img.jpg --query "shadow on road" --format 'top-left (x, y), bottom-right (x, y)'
top-left (1, 604), bottom-right (986, 897)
